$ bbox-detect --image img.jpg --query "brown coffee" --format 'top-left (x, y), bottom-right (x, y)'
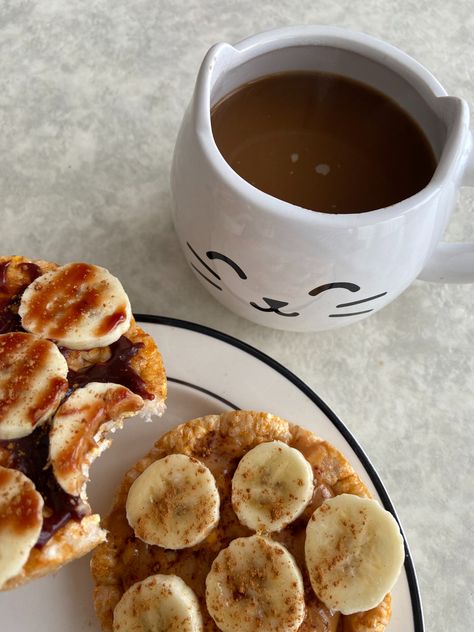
top-left (211, 71), bottom-right (437, 214)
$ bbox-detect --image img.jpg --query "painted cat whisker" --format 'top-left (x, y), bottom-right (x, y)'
top-left (336, 292), bottom-right (387, 308)
top-left (190, 264), bottom-right (222, 291)
top-left (187, 242), bottom-right (221, 280)
top-left (329, 309), bottom-right (374, 317)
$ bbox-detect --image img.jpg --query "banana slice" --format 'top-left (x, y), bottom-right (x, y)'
top-left (113, 574), bottom-right (203, 632)
top-left (126, 454), bottom-right (220, 549)
top-left (0, 467), bottom-right (44, 588)
top-left (231, 440), bottom-right (314, 532)
top-left (206, 534), bottom-right (305, 632)
top-left (19, 262), bottom-right (132, 350)
top-left (50, 382), bottom-right (144, 497)
top-left (305, 494), bottom-right (405, 615)
top-left (0, 332), bottom-right (68, 440)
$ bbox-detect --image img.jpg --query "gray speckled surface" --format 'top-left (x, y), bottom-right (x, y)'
top-left (1, 1), bottom-right (473, 630)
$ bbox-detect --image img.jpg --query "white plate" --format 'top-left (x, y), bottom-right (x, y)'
top-left (1, 315), bottom-right (424, 631)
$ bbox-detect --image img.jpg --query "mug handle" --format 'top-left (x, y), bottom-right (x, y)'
top-left (418, 130), bottom-right (474, 283)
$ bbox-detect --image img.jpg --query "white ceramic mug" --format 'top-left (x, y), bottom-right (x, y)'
top-left (171, 26), bottom-right (474, 332)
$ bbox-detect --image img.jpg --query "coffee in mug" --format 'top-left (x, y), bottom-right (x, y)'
top-left (211, 71), bottom-right (437, 214)
top-left (171, 27), bottom-right (474, 332)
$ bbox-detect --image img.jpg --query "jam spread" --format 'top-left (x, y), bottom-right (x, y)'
top-left (95, 309), bottom-right (127, 337)
top-left (0, 259), bottom-right (154, 548)
top-left (67, 336), bottom-right (154, 400)
top-left (0, 425), bottom-right (86, 547)
top-left (0, 261), bottom-right (42, 334)
top-left (0, 261), bottom-right (10, 293)
top-left (0, 295), bottom-right (22, 334)
top-left (1, 333), bottom-right (153, 547)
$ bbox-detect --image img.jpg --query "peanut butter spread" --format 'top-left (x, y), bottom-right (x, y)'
top-left (91, 411), bottom-right (391, 632)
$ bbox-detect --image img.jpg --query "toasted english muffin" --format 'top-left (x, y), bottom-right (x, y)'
top-left (0, 256), bottom-right (167, 590)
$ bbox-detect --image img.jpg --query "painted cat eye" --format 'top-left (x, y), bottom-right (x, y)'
top-left (187, 243), bottom-right (248, 291)
top-left (308, 282), bottom-right (360, 296)
top-left (206, 251), bottom-right (248, 279)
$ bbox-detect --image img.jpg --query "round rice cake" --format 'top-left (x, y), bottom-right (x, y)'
top-left (0, 255), bottom-right (167, 590)
top-left (91, 410), bottom-right (392, 632)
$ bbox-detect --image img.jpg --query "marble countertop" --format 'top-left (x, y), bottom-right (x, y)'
top-left (1, 1), bottom-right (473, 630)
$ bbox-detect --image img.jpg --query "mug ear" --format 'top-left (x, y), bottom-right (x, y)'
top-left (308, 282), bottom-right (360, 296)
top-left (417, 110), bottom-right (474, 283)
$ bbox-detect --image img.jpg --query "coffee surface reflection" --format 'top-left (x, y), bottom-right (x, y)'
top-left (211, 71), bottom-right (437, 214)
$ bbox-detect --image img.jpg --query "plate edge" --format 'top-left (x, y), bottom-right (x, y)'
top-left (135, 312), bottom-right (425, 631)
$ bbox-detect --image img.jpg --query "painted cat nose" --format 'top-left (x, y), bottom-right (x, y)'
top-left (262, 297), bottom-right (289, 309)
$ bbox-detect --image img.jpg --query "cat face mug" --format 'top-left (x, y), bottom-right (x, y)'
top-left (171, 26), bottom-right (474, 332)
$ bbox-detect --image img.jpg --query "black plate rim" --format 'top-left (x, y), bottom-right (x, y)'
top-left (136, 313), bottom-right (425, 631)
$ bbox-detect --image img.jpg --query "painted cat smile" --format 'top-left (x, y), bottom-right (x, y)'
top-left (250, 298), bottom-right (300, 317)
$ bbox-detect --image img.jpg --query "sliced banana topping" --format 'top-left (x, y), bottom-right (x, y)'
top-left (305, 494), bottom-right (405, 615)
top-left (113, 574), bottom-right (203, 632)
top-left (0, 332), bottom-right (68, 440)
top-left (126, 454), bottom-right (220, 549)
top-left (206, 535), bottom-right (305, 632)
top-left (50, 382), bottom-right (144, 497)
top-left (0, 466), bottom-right (44, 588)
top-left (231, 440), bottom-right (314, 532)
top-left (19, 262), bottom-right (132, 350)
